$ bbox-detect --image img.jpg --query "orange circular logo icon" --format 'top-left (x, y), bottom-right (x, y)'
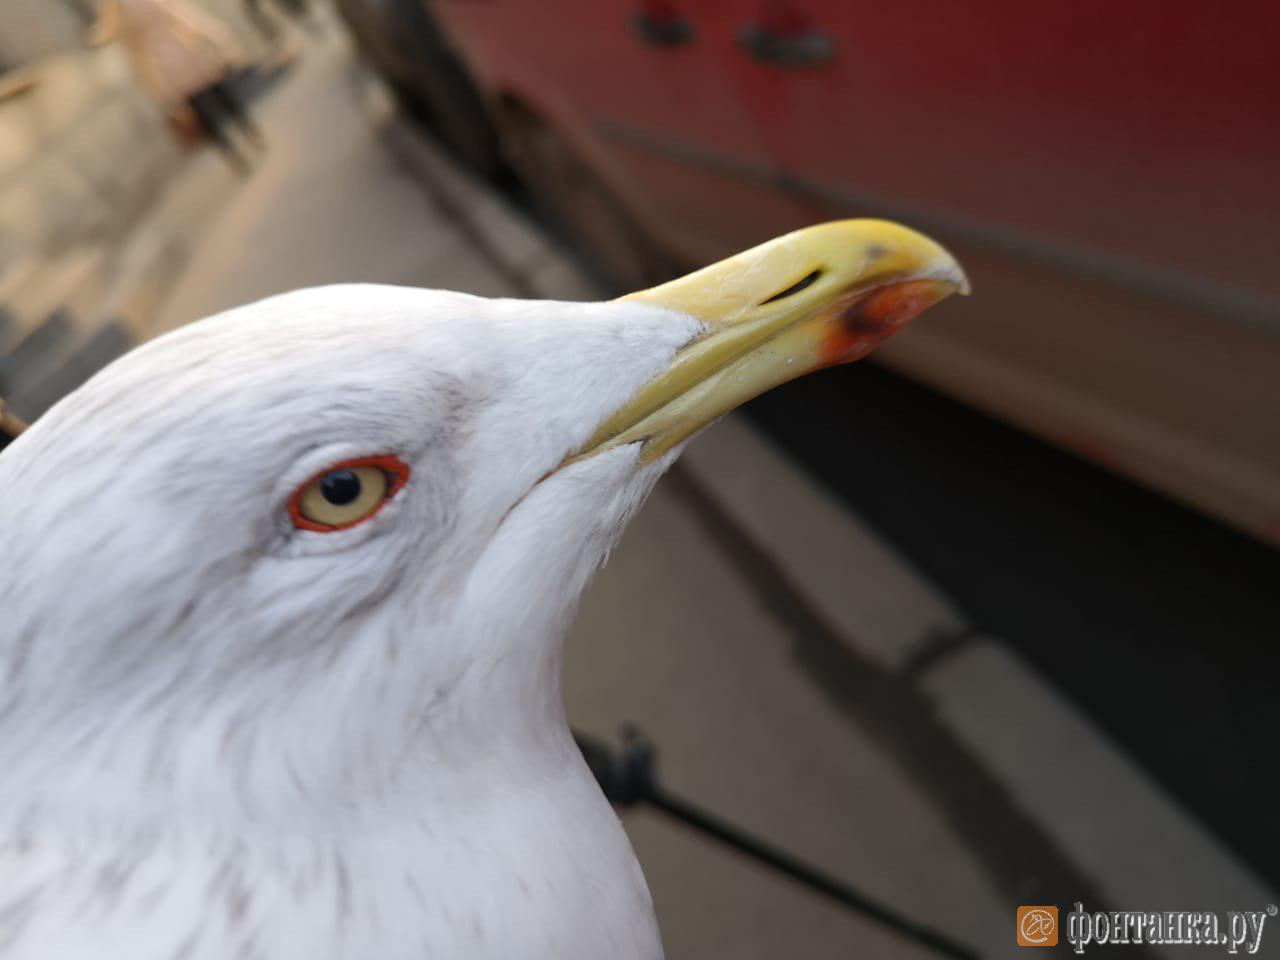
top-left (1017, 905), bottom-right (1059, 947)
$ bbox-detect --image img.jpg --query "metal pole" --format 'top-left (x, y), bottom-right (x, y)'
top-left (575, 727), bottom-right (981, 960)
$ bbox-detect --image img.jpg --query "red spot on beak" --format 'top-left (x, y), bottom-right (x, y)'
top-left (819, 279), bottom-right (951, 368)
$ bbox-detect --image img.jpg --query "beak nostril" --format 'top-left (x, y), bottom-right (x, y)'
top-left (758, 268), bottom-right (823, 305)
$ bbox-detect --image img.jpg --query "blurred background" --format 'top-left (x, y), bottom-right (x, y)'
top-left (1, 1), bottom-right (1277, 955)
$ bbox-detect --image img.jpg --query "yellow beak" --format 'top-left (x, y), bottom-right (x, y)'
top-left (573, 219), bottom-right (968, 464)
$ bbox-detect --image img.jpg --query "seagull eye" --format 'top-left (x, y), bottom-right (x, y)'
top-left (288, 455), bottom-right (410, 532)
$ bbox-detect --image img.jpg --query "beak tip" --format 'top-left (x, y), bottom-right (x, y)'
top-left (932, 249), bottom-right (970, 297)
top-left (929, 259), bottom-right (971, 298)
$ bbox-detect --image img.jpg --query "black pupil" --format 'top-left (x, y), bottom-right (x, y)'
top-left (321, 470), bottom-right (362, 506)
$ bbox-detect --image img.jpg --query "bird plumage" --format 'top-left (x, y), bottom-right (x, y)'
top-left (0, 284), bottom-right (698, 959)
top-left (0, 220), bottom-right (966, 958)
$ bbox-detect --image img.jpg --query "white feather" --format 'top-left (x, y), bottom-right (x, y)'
top-left (0, 284), bottom-right (702, 959)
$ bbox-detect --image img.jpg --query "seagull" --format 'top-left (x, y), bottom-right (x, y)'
top-left (0, 220), bottom-right (965, 959)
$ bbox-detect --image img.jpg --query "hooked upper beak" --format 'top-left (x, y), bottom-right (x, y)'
top-left (570, 219), bottom-right (969, 465)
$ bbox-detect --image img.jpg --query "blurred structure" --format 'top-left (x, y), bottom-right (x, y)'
top-left (0, 0), bottom-right (276, 417)
top-left (97, 0), bottom-right (264, 172)
top-left (0, 0), bottom-right (266, 68)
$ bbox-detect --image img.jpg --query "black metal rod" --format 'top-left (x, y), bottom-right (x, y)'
top-left (644, 784), bottom-right (981, 960)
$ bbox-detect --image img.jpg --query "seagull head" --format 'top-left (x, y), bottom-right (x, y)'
top-left (0, 221), bottom-right (965, 829)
